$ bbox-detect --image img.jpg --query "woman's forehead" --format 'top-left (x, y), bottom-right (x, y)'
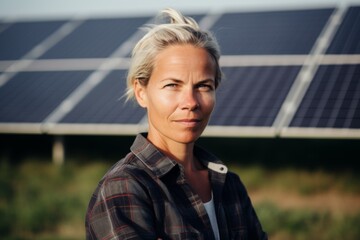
top-left (153, 45), bottom-right (216, 71)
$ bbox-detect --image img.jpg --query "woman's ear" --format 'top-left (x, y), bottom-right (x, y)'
top-left (133, 80), bottom-right (147, 108)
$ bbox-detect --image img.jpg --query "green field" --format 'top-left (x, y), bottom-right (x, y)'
top-left (1, 158), bottom-right (359, 240)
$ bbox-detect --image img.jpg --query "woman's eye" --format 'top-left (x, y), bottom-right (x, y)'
top-left (197, 84), bottom-right (214, 91)
top-left (164, 83), bottom-right (177, 88)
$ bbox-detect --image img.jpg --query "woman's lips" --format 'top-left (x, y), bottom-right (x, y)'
top-left (174, 119), bottom-right (201, 127)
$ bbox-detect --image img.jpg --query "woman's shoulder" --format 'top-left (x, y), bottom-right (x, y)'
top-left (225, 170), bottom-right (249, 192)
top-left (102, 151), bottom-right (152, 181)
top-left (91, 152), bottom-right (157, 202)
top-left (86, 152), bottom-right (157, 220)
top-left (226, 170), bottom-right (241, 179)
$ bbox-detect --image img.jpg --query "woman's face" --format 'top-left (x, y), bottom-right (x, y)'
top-left (134, 44), bottom-right (216, 146)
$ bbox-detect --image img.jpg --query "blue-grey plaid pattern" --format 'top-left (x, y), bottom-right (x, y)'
top-left (86, 133), bottom-right (267, 240)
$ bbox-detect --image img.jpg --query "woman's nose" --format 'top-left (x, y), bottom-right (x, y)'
top-left (180, 88), bottom-right (199, 111)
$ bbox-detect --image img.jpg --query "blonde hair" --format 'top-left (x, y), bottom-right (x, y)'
top-left (125, 8), bottom-right (222, 101)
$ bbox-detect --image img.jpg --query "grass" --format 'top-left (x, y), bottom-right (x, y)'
top-left (0, 159), bottom-right (111, 240)
top-left (230, 163), bottom-right (360, 240)
top-left (255, 202), bottom-right (360, 240)
top-left (0, 158), bottom-right (359, 239)
top-left (229, 164), bottom-right (360, 195)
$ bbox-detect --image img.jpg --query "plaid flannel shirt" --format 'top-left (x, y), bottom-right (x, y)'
top-left (85, 133), bottom-right (267, 240)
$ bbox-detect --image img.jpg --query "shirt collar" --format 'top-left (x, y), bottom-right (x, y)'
top-left (130, 133), bottom-right (228, 178)
top-left (194, 144), bottom-right (228, 174)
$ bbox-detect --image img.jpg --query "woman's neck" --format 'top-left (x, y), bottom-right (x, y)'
top-left (147, 132), bottom-right (197, 171)
top-left (147, 131), bottom-right (211, 202)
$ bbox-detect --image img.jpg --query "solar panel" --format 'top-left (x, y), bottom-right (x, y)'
top-left (0, 71), bottom-right (91, 123)
top-left (189, 15), bottom-right (205, 22)
top-left (40, 17), bottom-right (150, 59)
top-left (209, 66), bottom-right (301, 126)
top-left (60, 70), bottom-right (145, 124)
top-left (326, 6), bottom-right (360, 54)
top-left (0, 22), bottom-right (12, 34)
top-left (0, 6), bottom-right (360, 138)
top-left (0, 20), bottom-right (66, 60)
top-left (290, 64), bottom-right (360, 128)
top-left (211, 8), bottom-right (334, 55)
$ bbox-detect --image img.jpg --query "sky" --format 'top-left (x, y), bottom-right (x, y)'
top-left (0, 0), bottom-right (359, 20)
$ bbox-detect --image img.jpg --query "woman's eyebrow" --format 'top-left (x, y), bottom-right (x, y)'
top-left (160, 78), bottom-right (215, 84)
top-left (160, 78), bottom-right (183, 83)
top-left (197, 79), bottom-right (215, 84)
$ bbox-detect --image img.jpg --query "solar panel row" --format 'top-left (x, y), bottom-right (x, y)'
top-left (0, 6), bottom-right (359, 137)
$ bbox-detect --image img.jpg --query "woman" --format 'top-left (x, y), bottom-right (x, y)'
top-left (86, 8), bottom-right (267, 240)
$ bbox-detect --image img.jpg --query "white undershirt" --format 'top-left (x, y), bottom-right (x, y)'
top-left (203, 193), bottom-right (220, 240)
